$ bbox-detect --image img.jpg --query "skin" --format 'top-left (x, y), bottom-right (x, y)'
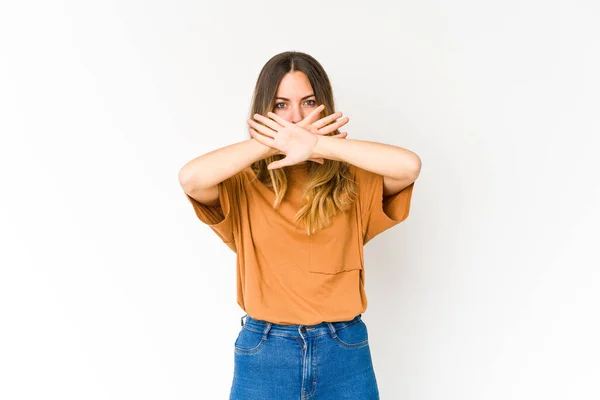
top-left (247, 71), bottom-right (350, 170)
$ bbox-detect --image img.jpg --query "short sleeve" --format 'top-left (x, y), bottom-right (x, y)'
top-left (183, 170), bottom-right (247, 253)
top-left (351, 164), bottom-right (415, 245)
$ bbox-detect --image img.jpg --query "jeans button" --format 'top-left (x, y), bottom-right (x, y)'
top-left (300, 326), bottom-right (306, 333)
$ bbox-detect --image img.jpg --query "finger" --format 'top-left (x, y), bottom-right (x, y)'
top-left (331, 131), bottom-right (348, 138)
top-left (298, 104), bottom-right (325, 127)
top-left (309, 157), bottom-right (325, 164)
top-left (253, 113), bottom-right (282, 132)
top-left (312, 111), bottom-right (343, 129)
top-left (266, 111), bottom-right (293, 127)
top-left (249, 128), bottom-right (277, 147)
top-left (267, 160), bottom-right (289, 170)
top-left (318, 116), bottom-right (349, 135)
top-left (268, 156), bottom-right (305, 170)
top-left (247, 118), bottom-right (276, 138)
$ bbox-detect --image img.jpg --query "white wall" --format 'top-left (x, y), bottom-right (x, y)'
top-left (1, 0), bottom-right (598, 399)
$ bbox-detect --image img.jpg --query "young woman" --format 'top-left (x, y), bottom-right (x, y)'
top-left (179, 51), bottom-right (421, 399)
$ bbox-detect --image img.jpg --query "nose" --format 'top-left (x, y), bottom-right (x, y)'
top-left (290, 104), bottom-right (303, 124)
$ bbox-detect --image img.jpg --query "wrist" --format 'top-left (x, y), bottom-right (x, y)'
top-left (312, 135), bottom-right (326, 159)
top-left (312, 135), bottom-right (339, 161)
top-left (250, 137), bottom-right (278, 158)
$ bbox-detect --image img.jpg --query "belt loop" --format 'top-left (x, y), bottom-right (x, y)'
top-left (262, 322), bottom-right (272, 340)
top-left (240, 313), bottom-right (248, 326)
top-left (327, 321), bottom-right (337, 339)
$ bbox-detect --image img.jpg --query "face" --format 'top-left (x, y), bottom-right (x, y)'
top-left (273, 71), bottom-right (319, 123)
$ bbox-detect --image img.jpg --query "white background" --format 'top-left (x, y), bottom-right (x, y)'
top-left (1, 0), bottom-right (599, 399)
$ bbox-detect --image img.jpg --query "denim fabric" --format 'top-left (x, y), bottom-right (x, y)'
top-left (229, 313), bottom-right (380, 399)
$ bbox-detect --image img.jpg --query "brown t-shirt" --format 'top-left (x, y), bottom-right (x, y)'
top-left (184, 162), bottom-right (415, 325)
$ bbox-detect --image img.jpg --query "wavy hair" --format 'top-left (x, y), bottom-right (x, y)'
top-left (249, 51), bottom-right (358, 235)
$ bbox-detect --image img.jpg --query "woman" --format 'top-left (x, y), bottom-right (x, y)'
top-left (179, 51), bottom-right (421, 399)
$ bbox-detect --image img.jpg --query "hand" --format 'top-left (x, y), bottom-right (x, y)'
top-left (296, 104), bottom-right (350, 137)
top-left (248, 105), bottom-right (349, 170)
top-left (257, 105), bottom-right (350, 165)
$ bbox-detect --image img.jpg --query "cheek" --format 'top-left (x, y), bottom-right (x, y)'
top-left (273, 109), bottom-right (290, 121)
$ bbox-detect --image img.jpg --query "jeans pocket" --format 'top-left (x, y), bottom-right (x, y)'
top-left (234, 327), bottom-right (267, 355)
top-left (332, 319), bottom-right (370, 349)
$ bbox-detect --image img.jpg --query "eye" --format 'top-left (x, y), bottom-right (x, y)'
top-left (304, 100), bottom-right (316, 106)
top-left (275, 103), bottom-right (286, 109)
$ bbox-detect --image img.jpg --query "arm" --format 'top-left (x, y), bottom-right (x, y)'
top-left (312, 137), bottom-right (421, 195)
top-left (178, 138), bottom-right (272, 192)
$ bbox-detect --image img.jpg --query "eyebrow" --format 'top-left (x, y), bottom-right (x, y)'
top-left (275, 94), bottom-right (315, 101)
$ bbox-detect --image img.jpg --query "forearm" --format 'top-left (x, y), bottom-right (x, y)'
top-left (178, 138), bottom-right (272, 189)
top-left (312, 137), bottom-right (421, 178)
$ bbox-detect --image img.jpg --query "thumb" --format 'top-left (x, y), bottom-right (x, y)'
top-left (267, 159), bottom-right (290, 170)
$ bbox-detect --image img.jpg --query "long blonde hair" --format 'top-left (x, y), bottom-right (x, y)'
top-left (249, 51), bottom-right (358, 235)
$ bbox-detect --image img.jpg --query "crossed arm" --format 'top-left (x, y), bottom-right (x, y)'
top-left (313, 136), bottom-right (421, 196)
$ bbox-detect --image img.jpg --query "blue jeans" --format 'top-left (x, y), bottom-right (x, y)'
top-left (229, 313), bottom-right (380, 399)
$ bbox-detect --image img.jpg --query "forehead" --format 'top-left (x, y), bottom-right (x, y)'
top-left (276, 71), bottom-right (314, 98)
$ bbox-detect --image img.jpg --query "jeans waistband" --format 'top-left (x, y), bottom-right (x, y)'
top-left (240, 313), bottom-right (363, 339)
